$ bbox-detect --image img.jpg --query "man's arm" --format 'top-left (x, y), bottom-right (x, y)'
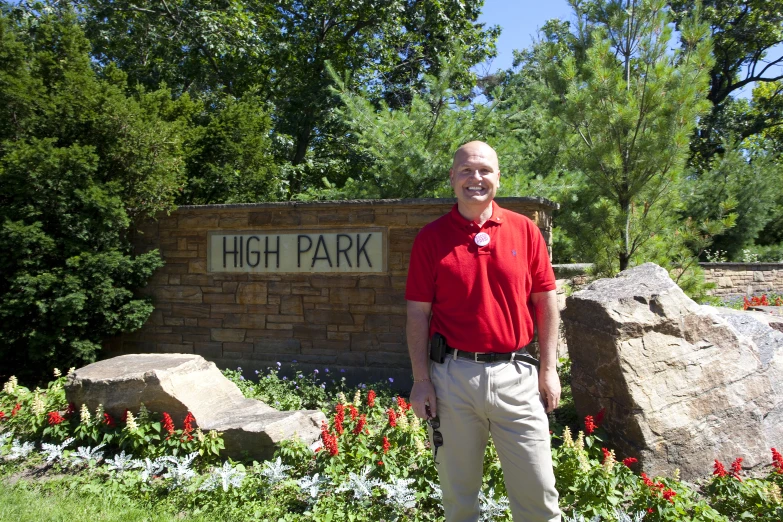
top-left (407, 300), bottom-right (437, 419)
top-left (530, 290), bottom-right (561, 413)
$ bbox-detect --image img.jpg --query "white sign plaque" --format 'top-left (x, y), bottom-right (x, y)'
top-left (208, 229), bottom-right (386, 273)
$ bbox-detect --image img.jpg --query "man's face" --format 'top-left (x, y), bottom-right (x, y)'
top-left (449, 143), bottom-right (501, 208)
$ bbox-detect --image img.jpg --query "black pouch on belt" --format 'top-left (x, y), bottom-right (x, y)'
top-left (429, 333), bottom-right (446, 363)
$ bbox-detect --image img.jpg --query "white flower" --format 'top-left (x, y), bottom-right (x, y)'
top-left (161, 452), bottom-right (198, 489)
top-left (31, 394), bottom-right (45, 416)
top-left (297, 473), bottom-right (328, 499)
top-left (380, 477), bottom-right (417, 509)
top-left (94, 404), bottom-right (104, 419)
top-left (79, 403), bottom-right (91, 424)
top-left (125, 411), bottom-right (138, 431)
top-left (259, 456), bottom-right (291, 485)
top-left (138, 457), bottom-right (165, 483)
top-left (53, 368), bottom-right (61, 378)
top-left (200, 461), bottom-right (246, 492)
top-left (68, 443), bottom-right (106, 468)
top-left (67, 367), bottom-right (75, 376)
top-left (563, 513), bottom-right (602, 522)
top-left (336, 466), bottom-right (383, 501)
top-left (3, 376), bottom-right (18, 394)
top-left (7, 439), bottom-right (35, 460)
top-left (478, 488), bottom-right (510, 521)
top-left (105, 451), bottom-right (139, 474)
top-left (0, 431), bottom-right (12, 448)
top-left (41, 437), bottom-right (75, 464)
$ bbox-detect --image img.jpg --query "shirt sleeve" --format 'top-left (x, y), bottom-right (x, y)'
top-left (529, 221), bottom-right (556, 293)
top-left (405, 228), bottom-right (436, 302)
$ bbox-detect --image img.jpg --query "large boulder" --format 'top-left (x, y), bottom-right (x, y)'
top-left (562, 263), bottom-right (783, 480)
top-left (65, 354), bottom-right (325, 461)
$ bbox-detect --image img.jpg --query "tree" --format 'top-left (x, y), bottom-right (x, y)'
top-left (0, 7), bottom-right (182, 381)
top-left (66, 0), bottom-right (499, 198)
top-left (541, 0), bottom-right (715, 273)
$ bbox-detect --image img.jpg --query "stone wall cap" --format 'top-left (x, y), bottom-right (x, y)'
top-left (700, 262), bottom-right (783, 268)
top-left (175, 196), bottom-right (559, 212)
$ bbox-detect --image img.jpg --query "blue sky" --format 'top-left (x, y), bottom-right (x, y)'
top-left (478, 0), bottom-right (574, 73)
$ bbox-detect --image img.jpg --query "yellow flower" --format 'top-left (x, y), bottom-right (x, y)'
top-left (397, 407), bottom-right (409, 428)
top-left (673, 468), bottom-right (680, 481)
top-left (562, 427), bottom-right (574, 448)
top-left (80, 403), bottom-right (91, 424)
top-left (353, 390), bottom-right (361, 407)
top-left (338, 392), bottom-right (348, 405)
top-left (67, 367), bottom-right (76, 376)
top-left (411, 415), bottom-right (421, 431)
top-left (125, 411), bottom-right (138, 431)
top-left (414, 437), bottom-right (426, 454)
top-left (575, 431), bottom-right (585, 452)
top-left (578, 451), bottom-right (590, 472)
top-left (196, 428), bottom-right (205, 442)
top-left (768, 483), bottom-right (782, 504)
top-left (53, 368), bottom-right (62, 378)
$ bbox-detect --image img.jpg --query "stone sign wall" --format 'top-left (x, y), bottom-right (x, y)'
top-left (106, 198), bottom-right (557, 383)
top-left (701, 263), bottom-right (783, 301)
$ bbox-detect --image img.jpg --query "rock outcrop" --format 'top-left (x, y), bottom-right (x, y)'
top-left (562, 263), bottom-right (783, 480)
top-left (65, 354), bottom-right (325, 460)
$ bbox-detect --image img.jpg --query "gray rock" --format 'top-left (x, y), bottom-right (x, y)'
top-left (562, 263), bottom-right (783, 480)
top-left (65, 354), bottom-right (325, 461)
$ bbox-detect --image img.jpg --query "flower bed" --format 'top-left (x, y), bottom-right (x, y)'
top-left (1, 365), bottom-right (781, 521)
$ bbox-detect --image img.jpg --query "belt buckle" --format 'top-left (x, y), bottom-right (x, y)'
top-left (473, 352), bottom-right (481, 362)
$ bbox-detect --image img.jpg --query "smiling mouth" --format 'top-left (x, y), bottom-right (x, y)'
top-left (466, 186), bottom-right (486, 194)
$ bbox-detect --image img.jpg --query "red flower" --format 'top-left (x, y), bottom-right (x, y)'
top-left (65, 402), bottom-right (76, 415)
top-left (396, 396), bottom-right (410, 412)
top-left (387, 408), bottom-right (397, 428)
top-left (713, 459), bottom-right (728, 477)
top-left (103, 412), bottom-right (116, 428)
top-left (595, 408), bottom-right (605, 427)
top-left (641, 472), bottom-right (654, 487)
top-left (772, 448), bottom-right (783, 474)
top-left (11, 403), bottom-right (21, 416)
top-left (0, 411), bottom-right (5, 422)
top-left (662, 488), bottom-right (677, 503)
top-left (730, 457), bottom-right (743, 481)
top-left (377, 460), bottom-right (384, 466)
top-left (320, 421), bottom-right (339, 456)
top-left (162, 412), bottom-right (175, 437)
top-left (584, 415), bottom-right (596, 435)
top-left (382, 436), bottom-right (391, 454)
top-left (47, 411), bottom-right (65, 425)
top-left (353, 414), bottom-right (367, 435)
top-left (601, 447), bottom-right (611, 462)
top-left (348, 405), bottom-right (358, 421)
top-left (183, 412), bottom-right (195, 441)
top-left (367, 390), bottom-right (376, 408)
top-left (647, 508), bottom-right (654, 514)
top-left (121, 409), bottom-right (129, 423)
top-left (622, 457), bottom-right (638, 468)
top-left (334, 404), bottom-right (345, 435)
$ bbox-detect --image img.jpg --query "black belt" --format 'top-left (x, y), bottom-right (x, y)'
top-left (442, 346), bottom-right (540, 368)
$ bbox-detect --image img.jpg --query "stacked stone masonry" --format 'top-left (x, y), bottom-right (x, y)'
top-left (701, 263), bottom-right (783, 301)
top-left (107, 198), bottom-right (557, 383)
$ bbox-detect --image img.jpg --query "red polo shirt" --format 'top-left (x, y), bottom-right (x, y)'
top-left (405, 202), bottom-right (555, 353)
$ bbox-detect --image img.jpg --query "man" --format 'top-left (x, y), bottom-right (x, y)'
top-left (405, 141), bottom-right (561, 522)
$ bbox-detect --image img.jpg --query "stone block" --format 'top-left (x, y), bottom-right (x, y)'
top-left (350, 333), bottom-right (378, 351)
top-left (304, 309), bottom-right (354, 325)
top-left (267, 314), bottom-right (305, 324)
top-left (754, 271), bottom-right (765, 282)
top-left (153, 286), bottom-right (203, 303)
top-left (366, 352), bottom-right (411, 368)
top-left (309, 275), bottom-right (357, 289)
top-left (237, 282), bottom-right (268, 305)
top-left (211, 328), bottom-right (246, 342)
top-left (223, 342), bottom-right (254, 353)
top-left (358, 275), bottom-right (391, 288)
top-left (293, 324), bottom-right (327, 340)
top-left (280, 295), bottom-right (303, 315)
top-left (223, 313), bottom-right (266, 329)
top-left (269, 282), bottom-right (292, 295)
top-left (204, 293), bottom-right (237, 304)
top-left (364, 314), bottom-right (391, 333)
top-left (329, 288), bottom-right (375, 305)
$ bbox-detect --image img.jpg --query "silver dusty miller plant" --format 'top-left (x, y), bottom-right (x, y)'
top-left (41, 437), bottom-right (75, 464)
top-left (68, 443), bottom-right (106, 468)
top-left (336, 466), bottom-right (383, 503)
top-left (200, 461), bottom-right (246, 492)
top-left (161, 452), bottom-right (199, 490)
top-left (138, 457), bottom-right (166, 484)
top-left (7, 439), bottom-right (35, 460)
top-left (105, 451), bottom-right (139, 474)
top-left (259, 456), bottom-right (291, 485)
top-left (478, 488), bottom-right (510, 521)
top-left (297, 473), bottom-right (328, 503)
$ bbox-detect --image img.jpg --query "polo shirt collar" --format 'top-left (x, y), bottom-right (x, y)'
top-left (449, 202), bottom-right (504, 229)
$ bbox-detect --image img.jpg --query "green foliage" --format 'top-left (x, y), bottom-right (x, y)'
top-left (0, 9), bottom-right (179, 381)
top-left (705, 470), bottom-right (783, 521)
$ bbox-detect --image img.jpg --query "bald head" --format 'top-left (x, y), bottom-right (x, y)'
top-left (452, 141), bottom-right (499, 171)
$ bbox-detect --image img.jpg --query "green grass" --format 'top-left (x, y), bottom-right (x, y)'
top-left (0, 477), bottom-right (206, 522)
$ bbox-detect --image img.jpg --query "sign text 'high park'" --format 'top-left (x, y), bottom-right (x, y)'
top-left (208, 230), bottom-right (386, 273)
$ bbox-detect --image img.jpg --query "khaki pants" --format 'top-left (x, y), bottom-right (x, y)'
top-left (429, 355), bottom-right (561, 522)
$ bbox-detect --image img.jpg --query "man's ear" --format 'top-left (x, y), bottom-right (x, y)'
top-left (449, 169), bottom-right (455, 187)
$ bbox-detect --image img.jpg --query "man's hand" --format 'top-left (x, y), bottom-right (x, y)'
top-left (410, 380), bottom-right (437, 419)
top-left (538, 366), bottom-right (561, 413)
